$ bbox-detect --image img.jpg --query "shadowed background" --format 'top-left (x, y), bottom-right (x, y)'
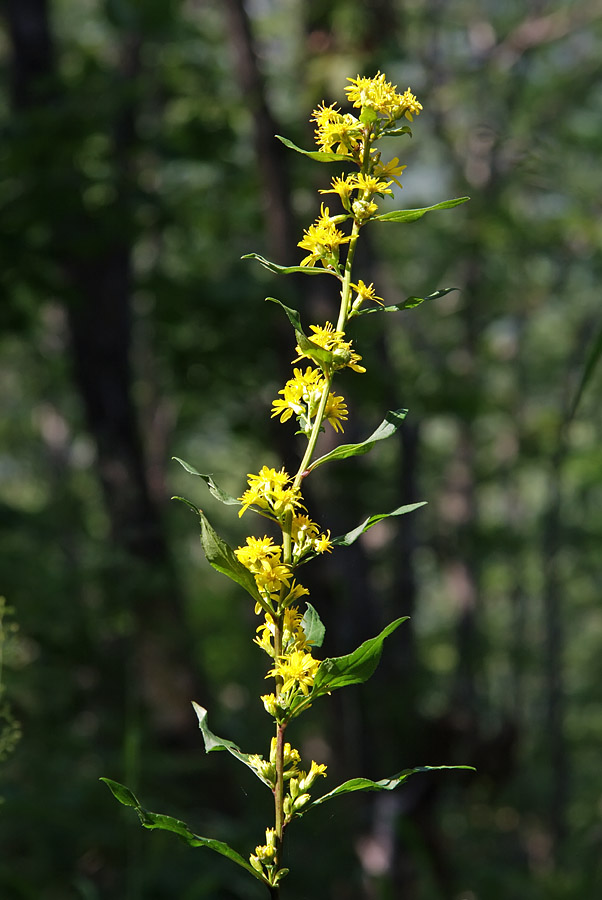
top-left (1, 1), bottom-right (602, 898)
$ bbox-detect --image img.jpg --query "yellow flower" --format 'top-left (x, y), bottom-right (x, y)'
top-left (351, 279), bottom-right (384, 314)
top-left (311, 103), bottom-right (361, 155)
top-left (238, 466), bottom-right (304, 519)
top-left (345, 71), bottom-right (402, 119)
top-left (291, 513), bottom-right (320, 546)
top-left (268, 650), bottom-right (320, 696)
top-left (282, 606), bottom-right (310, 652)
top-left (399, 87), bottom-right (422, 121)
top-left (271, 366), bottom-right (324, 426)
top-left (294, 322), bottom-right (365, 374)
top-left (235, 535), bottom-right (293, 609)
top-left (252, 827), bottom-right (277, 864)
top-left (269, 736), bottom-right (301, 771)
top-left (297, 204), bottom-right (351, 268)
top-left (234, 534), bottom-right (277, 567)
top-left (298, 760), bottom-right (328, 792)
top-left (319, 174), bottom-right (355, 210)
top-left (345, 73), bottom-right (422, 124)
top-left (313, 530), bottom-right (332, 554)
top-left (351, 173), bottom-right (393, 197)
top-left (261, 692), bottom-right (278, 716)
top-left (324, 392), bottom-right (348, 432)
top-left (283, 580), bottom-right (310, 607)
top-left (374, 156), bottom-right (406, 188)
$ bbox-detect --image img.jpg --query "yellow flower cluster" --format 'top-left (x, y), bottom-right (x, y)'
top-left (297, 204), bottom-right (350, 269)
top-left (235, 535), bottom-right (308, 611)
top-left (255, 606), bottom-right (309, 658)
top-left (345, 72), bottom-right (423, 122)
top-left (271, 366), bottom-right (348, 435)
top-left (238, 466), bottom-right (303, 519)
top-left (311, 102), bottom-right (362, 155)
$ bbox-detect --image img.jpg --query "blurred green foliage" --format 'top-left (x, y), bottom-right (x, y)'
top-left (1, 1), bottom-right (601, 898)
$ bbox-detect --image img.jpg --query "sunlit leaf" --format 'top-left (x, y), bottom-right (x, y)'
top-left (172, 458), bottom-right (240, 505)
top-left (192, 702), bottom-right (272, 787)
top-left (381, 125), bottom-right (413, 137)
top-left (332, 502), bottom-right (427, 548)
top-left (307, 409), bottom-right (408, 472)
top-left (242, 253), bottom-right (340, 278)
top-left (298, 765), bottom-right (476, 814)
top-left (267, 297), bottom-right (333, 366)
top-left (374, 197), bottom-right (470, 223)
top-left (276, 134), bottom-right (353, 162)
top-left (311, 617), bottom-right (408, 696)
top-left (301, 603), bottom-right (326, 648)
top-left (100, 778), bottom-right (268, 884)
top-left (192, 508), bottom-right (271, 614)
top-left (354, 287), bottom-right (458, 316)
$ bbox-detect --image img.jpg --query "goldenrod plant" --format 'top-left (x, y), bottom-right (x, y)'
top-left (102, 72), bottom-right (473, 897)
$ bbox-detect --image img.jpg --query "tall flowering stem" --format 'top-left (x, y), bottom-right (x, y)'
top-left (101, 72), bottom-right (472, 897)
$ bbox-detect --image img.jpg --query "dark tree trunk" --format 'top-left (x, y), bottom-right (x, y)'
top-left (4, 0), bottom-right (205, 739)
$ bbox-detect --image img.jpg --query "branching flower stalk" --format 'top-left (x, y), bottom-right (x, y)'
top-left (102, 72), bottom-right (472, 897)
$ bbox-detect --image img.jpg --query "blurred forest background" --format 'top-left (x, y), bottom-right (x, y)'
top-left (1, 1), bottom-right (602, 898)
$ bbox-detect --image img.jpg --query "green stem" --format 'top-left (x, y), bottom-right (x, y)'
top-left (293, 376), bottom-right (333, 489)
top-left (336, 220), bottom-right (361, 332)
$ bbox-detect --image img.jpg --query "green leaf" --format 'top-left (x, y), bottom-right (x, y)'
top-left (299, 765), bottom-right (476, 814)
top-left (100, 778), bottom-right (268, 885)
top-left (276, 134), bottom-right (353, 163)
top-left (360, 107), bottom-right (379, 126)
top-left (267, 297), bottom-right (334, 366)
top-left (332, 502), bottom-right (427, 548)
top-left (354, 287), bottom-right (458, 316)
top-left (101, 778), bottom-right (138, 808)
top-left (191, 703), bottom-right (272, 788)
top-left (266, 296), bottom-right (304, 334)
top-left (242, 253), bottom-right (339, 278)
top-left (311, 617), bottom-right (408, 697)
top-left (381, 125), bottom-right (413, 137)
top-left (195, 508), bottom-right (270, 613)
top-left (307, 409), bottom-right (408, 472)
top-left (301, 603), bottom-right (325, 648)
top-left (172, 457), bottom-right (240, 506)
top-left (374, 196), bottom-right (470, 223)
top-left (172, 495), bottom-right (202, 516)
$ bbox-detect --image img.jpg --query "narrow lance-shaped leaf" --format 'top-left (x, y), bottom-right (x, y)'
top-left (306, 409), bottom-right (408, 472)
top-left (354, 287), bottom-right (458, 317)
top-left (373, 196), bottom-right (470, 223)
top-left (332, 502), bottom-right (427, 548)
top-left (311, 617), bottom-right (408, 697)
top-left (381, 124), bottom-right (413, 137)
top-left (276, 134), bottom-right (353, 163)
top-left (172, 457), bottom-right (240, 506)
top-left (242, 253), bottom-right (340, 278)
top-left (267, 297), bottom-right (333, 367)
top-left (192, 702), bottom-right (272, 788)
top-left (301, 603), bottom-right (325, 649)
top-left (199, 509), bottom-right (270, 611)
top-left (100, 778), bottom-right (269, 886)
top-left (175, 503), bottom-right (271, 615)
top-left (297, 765), bottom-right (476, 816)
